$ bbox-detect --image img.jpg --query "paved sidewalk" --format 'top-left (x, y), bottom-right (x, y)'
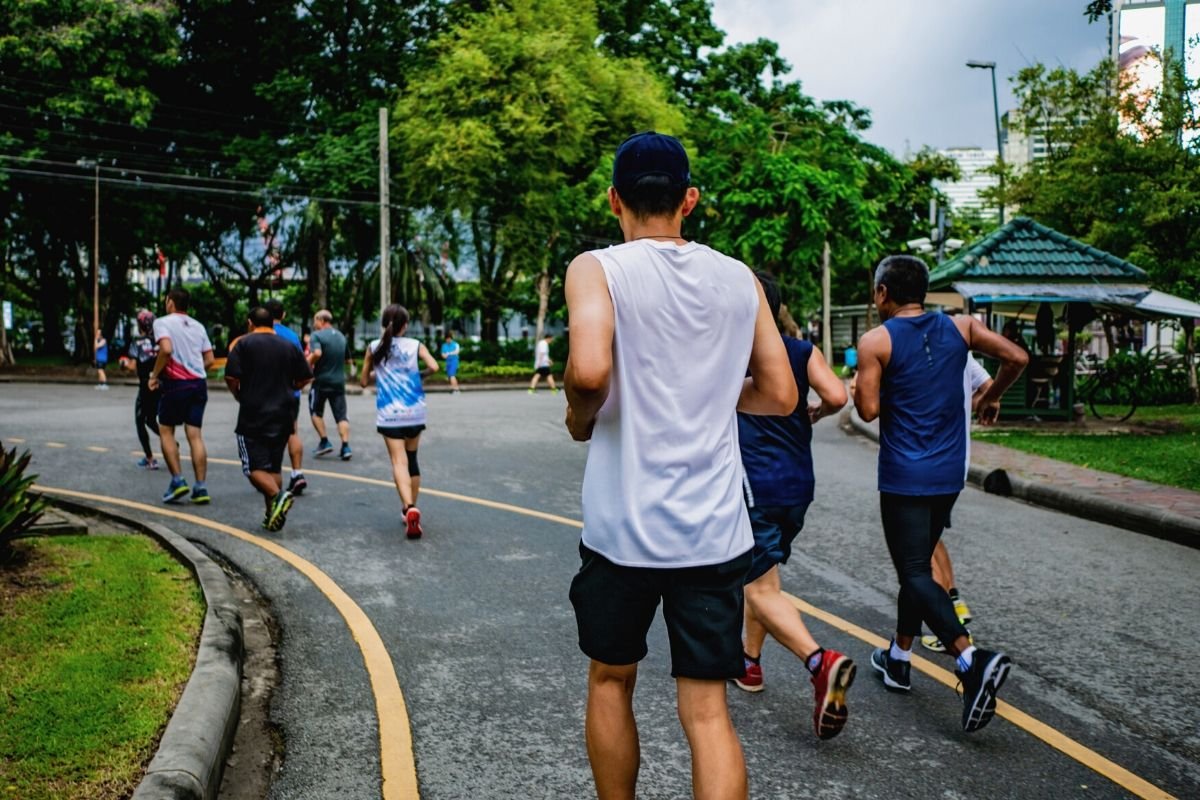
top-left (846, 408), bottom-right (1200, 547)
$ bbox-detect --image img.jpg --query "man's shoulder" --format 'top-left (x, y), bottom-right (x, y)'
top-left (858, 325), bottom-right (890, 353)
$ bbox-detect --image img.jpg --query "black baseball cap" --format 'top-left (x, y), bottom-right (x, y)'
top-left (612, 132), bottom-right (690, 194)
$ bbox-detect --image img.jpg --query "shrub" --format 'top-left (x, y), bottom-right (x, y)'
top-left (0, 442), bottom-right (47, 562)
top-left (1077, 351), bottom-right (1191, 406)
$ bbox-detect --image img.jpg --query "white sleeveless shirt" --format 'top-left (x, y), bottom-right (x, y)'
top-left (580, 240), bottom-right (758, 567)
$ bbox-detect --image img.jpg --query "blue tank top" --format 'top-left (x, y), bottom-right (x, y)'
top-left (738, 337), bottom-right (814, 507)
top-left (878, 313), bottom-right (967, 495)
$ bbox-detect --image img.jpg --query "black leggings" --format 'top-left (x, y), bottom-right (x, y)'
top-left (135, 385), bottom-right (161, 457)
top-left (879, 492), bottom-right (969, 645)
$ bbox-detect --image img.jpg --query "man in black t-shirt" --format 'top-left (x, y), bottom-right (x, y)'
top-left (225, 307), bottom-right (313, 531)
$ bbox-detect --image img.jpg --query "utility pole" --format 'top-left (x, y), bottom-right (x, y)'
top-left (821, 240), bottom-right (832, 360)
top-left (379, 107), bottom-right (390, 317)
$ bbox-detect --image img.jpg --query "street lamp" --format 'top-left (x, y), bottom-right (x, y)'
top-left (76, 158), bottom-right (100, 357)
top-left (966, 59), bottom-right (1006, 225)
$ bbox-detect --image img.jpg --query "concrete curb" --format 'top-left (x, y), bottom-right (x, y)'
top-left (43, 496), bottom-right (243, 800)
top-left (842, 407), bottom-right (1200, 549)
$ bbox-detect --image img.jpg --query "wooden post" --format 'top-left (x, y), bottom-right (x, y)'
top-left (379, 107), bottom-right (390, 316)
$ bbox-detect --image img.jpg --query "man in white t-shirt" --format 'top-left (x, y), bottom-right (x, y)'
top-left (148, 288), bottom-right (214, 505)
top-left (564, 132), bottom-right (797, 799)
top-left (528, 333), bottom-right (557, 394)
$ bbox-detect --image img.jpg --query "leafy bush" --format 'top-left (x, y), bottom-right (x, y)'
top-left (1077, 351), bottom-right (1191, 406)
top-left (0, 442), bottom-right (47, 561)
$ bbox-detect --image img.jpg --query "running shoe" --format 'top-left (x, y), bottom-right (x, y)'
top-left (528, 388), bottom-right (535, 395)
top-left (404, 506), bottom-right (423, 539)
top-left (137, 457), bottom-right (160, 471)
top-left (313, 439), bottom-right (334, 457)
top-left (190, 487), bottom-right (211, 505)
top-left (95, 384), bottom-right (109, 391)
top-left (288, 473), bottom-right (307, 496)
top-left (957, 649), bottom-right (1012, 733)
top-left (265, 491), bottom-right (294, 532)
top-left (733, 657), bottom-right (764, 693)
top-left (954, 597), bottom-right (974, 626)
top-left (162, 476), bottom-right (189, 504)
top-left (811, 650), bottom-right (856, 740)
top-left (921, 629), bottom-right (973, 654)
top-left (869, 646), bottom-right (911, 693)
top-left (340, 443), bottom-right (352, 461)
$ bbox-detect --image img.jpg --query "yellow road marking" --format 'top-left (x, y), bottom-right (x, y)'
top-left (784, 594), bottom-right (1176, 800)
top-left (85, 446), bottom-right (109, 453)
top-left (33, 484), bottom-right (420, 800)
top-left (45, 442), bottom-right (66, 448)
top-left (207, 457), bottom-right (586, 529)
top-left (8, 437), bottom-right (25, 443)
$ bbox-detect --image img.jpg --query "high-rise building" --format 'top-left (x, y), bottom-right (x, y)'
top-left (934, 147), bottom-right (999, 213)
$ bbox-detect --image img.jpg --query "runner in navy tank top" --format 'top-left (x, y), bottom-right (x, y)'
top-left (733, 272), bottom-right (856, 741)
top-left (855, 255), bottom-right (1028, 733)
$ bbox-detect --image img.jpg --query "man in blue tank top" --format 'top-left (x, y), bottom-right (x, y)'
top-left (854, 255), bottom-right (1028, 733)
top-left (733, 272), bottom-right (857, 742)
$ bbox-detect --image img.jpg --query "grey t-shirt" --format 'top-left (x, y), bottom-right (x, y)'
top-left (310, 327), bottom-right (347, 389)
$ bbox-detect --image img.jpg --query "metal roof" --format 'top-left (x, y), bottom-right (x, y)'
top-left (928, 217), bottom-right (1149, 288)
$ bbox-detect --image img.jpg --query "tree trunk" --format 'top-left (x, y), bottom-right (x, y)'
top-left (533, 269), bottom-right (550, 342)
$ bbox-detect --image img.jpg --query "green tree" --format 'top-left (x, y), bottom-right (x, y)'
top-left (1004, 60), bottom-right (1200, 299)
top-left (394, 0), bottom-right (681, 342)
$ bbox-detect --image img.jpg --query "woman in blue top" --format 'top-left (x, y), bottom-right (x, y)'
top-left (440, 330), bottom-right (461, 394)
top-left (360, 304), bottom-right (439, 538)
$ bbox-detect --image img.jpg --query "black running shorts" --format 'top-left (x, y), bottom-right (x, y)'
top-left (237, 433), bottom-right (289, 476)
top-left (308, 386), bottom-right (348, 423)
top-left (569, 543), bottom-right (751, 680)
top-left (377, 425), bottom-right (425, 440)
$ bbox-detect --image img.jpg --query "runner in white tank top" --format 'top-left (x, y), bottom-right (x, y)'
top-left (564, 131), bottom-right (798, 799)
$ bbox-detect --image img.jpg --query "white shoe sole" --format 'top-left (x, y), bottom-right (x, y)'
top-left (870, 651), bottom-right (911, 692)
top-left (963, 653), bottom-right (1012, 733)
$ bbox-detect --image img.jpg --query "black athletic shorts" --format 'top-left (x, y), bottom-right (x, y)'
top-left (535, 366), bottom-right (551, 377)
top-left (569, 542), bottom-right (752, 680)
top-left (378, 424), bottom-right (425, 440)
top-left (158, 378), bottom-right (208, 428)
top-left (309, 386), bottom-right (348, 423)
top-left (236, 433), bottom-right (290, 476)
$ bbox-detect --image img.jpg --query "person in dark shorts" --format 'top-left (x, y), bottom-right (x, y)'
top-left (123, 310), bottom-right (161, 469)
top-left (732, 272), bottom-right (855, 741)
top-left (308, 309), bottom-right (352, 460)
top-left (564, 132), bottom-right (797, 798)
top-left (528, 333), bottom-right (557, 394)
top-left (265, 299), bottom-right (308, 495)
top-left (854, 254), bottom-right (1027, 733)
top-left (360, 304), bottom-right (439, 538)
top-left (225, 306), bottom-right (313, 531)
top-left (149, 288), bottom-right (214, 505)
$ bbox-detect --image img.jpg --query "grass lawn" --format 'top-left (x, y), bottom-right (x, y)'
top-left (975, 404), bottom-right (1200, 492)
top-left (0, 535), bottom-right (203, 800)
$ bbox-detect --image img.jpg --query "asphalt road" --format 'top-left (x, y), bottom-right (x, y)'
top-left (2, 382), bottom-right (1197, 800)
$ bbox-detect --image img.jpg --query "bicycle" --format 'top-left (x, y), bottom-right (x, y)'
top-left (1075, 346), bottom-right (1184, 422)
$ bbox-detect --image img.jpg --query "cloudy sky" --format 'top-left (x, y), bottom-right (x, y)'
top-left (709, 0), bottom-right (1112, 156)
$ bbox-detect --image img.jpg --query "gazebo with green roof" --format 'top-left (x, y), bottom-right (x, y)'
top-left (926, 216), bottom-right (1200, 419)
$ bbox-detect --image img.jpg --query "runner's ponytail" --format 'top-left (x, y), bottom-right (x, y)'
top-left (372, 304), bottom-right (410, 367)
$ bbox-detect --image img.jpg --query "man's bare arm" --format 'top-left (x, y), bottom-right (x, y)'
top-left (738, 279), bottom-right (799, 415)
top-left (563, 254), bottom-right (614, 442)
top-left (955, 316), bottom-right (1029, 425)
top-left (225, 377), bottom-right (240, 401)
top-left (806, 345), bottom-right (848, 423)
top-left (853, 327), bottom-right (889, 422)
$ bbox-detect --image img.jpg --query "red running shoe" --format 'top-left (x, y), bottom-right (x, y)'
top-left (404, 506), bottom-right (423, 539)
top-left (733, 657), bottom-right (764, 693)
top-left (811, 649), bottom-right (856, 740)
